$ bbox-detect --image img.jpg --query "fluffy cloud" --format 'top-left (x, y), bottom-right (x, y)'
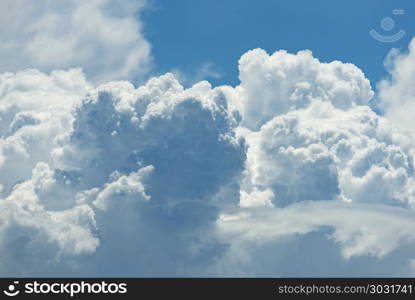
top-left (53, 74), bottom-right (246, 195)
top-left (238, 101), bottom-right (415, 208)
top-left (2, 39), bottom-right (415, 276)
top-left (378, 39), bottom-right (415, 136)
top-left (210, 44), bottom-right (415, 275)
top-left (0, 70), bottom-right (245, 275)
top-left (0, 162), bottom-right (98, 275)
top-left (224, 48), bottom-right (374, 130)
top-left (0, 69), bottom-right (90, 197)
top-left (212, 74), bottom-right (415, 275)
top-left (0, 0), bottom-right (151, 83)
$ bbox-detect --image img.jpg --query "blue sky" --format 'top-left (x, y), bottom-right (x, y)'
top-left (144, 0), bottom-right (415, 87)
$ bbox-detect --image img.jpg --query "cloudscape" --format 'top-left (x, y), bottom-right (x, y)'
top-left (1, 0), bottom-right (415, 276)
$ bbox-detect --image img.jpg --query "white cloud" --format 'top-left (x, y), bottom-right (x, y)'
top-left (215, 200), bottom-right (415, 276)
top-left (52, 74), bottom-right (246, 196)
top-left (0, 162), bottom-right (99, 275)
top-left (0, 70), bottom-right (246, 275)
top-left (219, 200), bottom-right (415, 259)
top-left (2, 38), bottom-right (415, 276)
top-left (90, 166), bottom-right (152, 211)
top-left (0, 0), bottom-right (151, 83)
top-left (378, 38), bottom-right (415, 136)
top-left (224, 48), bottom-right (374, 130)
top-left (238, 100), bottom-right (415, 208)
top-left (0, 69), bottom-right (90, 197)
top-left (209, 44), bottom-right (415, 276)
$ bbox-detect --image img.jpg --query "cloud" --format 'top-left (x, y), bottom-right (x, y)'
top-left (53, 74), bottom-right (246, 196)
top-left (54, 75), bottom-right (245, 275)
top-left (206, 44), bottom-right (415, 275)
top-left (238, 101), bottom-right (415, 208)
top-left (0, 70), bottom-right (246, 275)
top-left (0, 0), bottom-right (151, 83)
top-left (0, 162), bottom-right (99, 275)
top-left (1, 40), bottom-right (415, 276)
top-left (215, 201), bottom-right (415, 276)
top-left (378, 38), bottom-right (415, 136)
top-left (0, 68), bottom-right (90, 198)
top-left (224, 48), bottom-right (374, 130)
top-left (214, 76), bottom-right (415, 275)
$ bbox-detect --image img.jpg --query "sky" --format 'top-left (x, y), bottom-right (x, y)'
top-left (1, 0), bottom-right (415, 277)
top-left (143, 0), bottom-right (415, 87)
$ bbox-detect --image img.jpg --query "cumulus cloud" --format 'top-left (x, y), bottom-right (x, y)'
top-left (0, 68), bottom-right (90, 197)
top-left (0, 162), bottom-right (99, 275)
top-left (238, 101), bottom-right (415, 208)
top-left (378, 38), bottom-right (415, 136)
top-left (208, 45), bottom-right (415, 275)
top-left (52, 74), bottom-right (246, 195)
top-left (0, 0), bottom-right (151, 83)
top-left (2, 39), bottom-right (415, 276)
top-left (224, 48), bottom-right (374, 130)
top-left (210, 51), bottom-right (415, 274)
top-left (0, 70), bottom-right (245, 275)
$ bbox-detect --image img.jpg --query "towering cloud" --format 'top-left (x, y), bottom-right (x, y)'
top-left (210, 46), bottom-right (415, 275)
top-left (0, 70), bottom-right (246, 275)
top-left (1, 38), bottom-right (415, 276)
top-left (224, 49), bottom-right (374, 130)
